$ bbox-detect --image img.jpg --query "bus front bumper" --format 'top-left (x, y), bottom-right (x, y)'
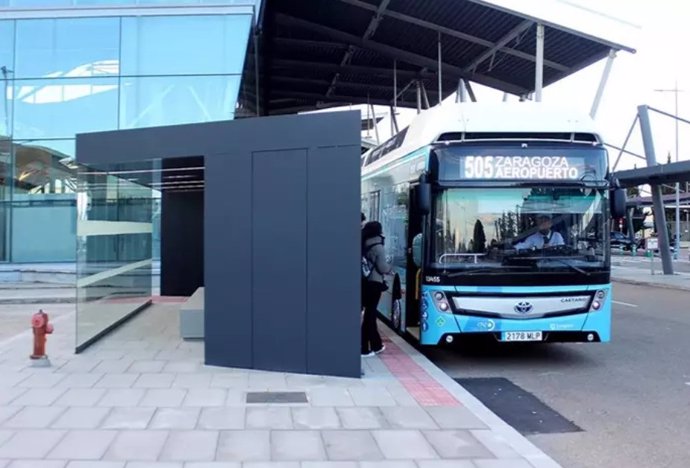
top-left (436, 330), bottom-right (602, 345)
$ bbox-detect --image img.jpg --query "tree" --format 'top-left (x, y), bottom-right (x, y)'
top-left (472, 220), bottom-right (486, 253)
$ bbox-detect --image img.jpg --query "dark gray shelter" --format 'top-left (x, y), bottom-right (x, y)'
top-left (76, 111), bottom-right (362, 378)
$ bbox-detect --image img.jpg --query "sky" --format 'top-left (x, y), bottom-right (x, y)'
top-left (351, 0), bottom-right (690, 175)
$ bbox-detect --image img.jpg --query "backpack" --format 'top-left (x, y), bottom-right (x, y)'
top-left (361, 241), bottom-right (382, 280)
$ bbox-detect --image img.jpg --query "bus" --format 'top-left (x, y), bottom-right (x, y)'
top-left (361, 102), bottom-right (626, 346)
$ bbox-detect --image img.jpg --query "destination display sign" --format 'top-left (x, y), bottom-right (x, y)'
top-left (434, 147), bottom-right (607, 182)
top-left (463, 155), bottom-right (582, 180)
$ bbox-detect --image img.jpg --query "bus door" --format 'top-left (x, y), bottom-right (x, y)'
top-left (406, 185), bottom-right (423, 339)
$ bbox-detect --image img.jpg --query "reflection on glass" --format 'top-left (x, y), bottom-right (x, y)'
top-left (121, 14), bottom-right (252, 76)
top-left (11, 77), bottom-right (119, 139)
top-left (76, 165), bottom-right (153, 350)
top-left (15, 18), bottom-right (120, 79)
top-left (433, 187), bottom-right (608, 272)
top-left (0, 21), bottom-right (13, 138)
top-left (120, 75), bottom-right (240, 129)
top-left (13, 139), bottom-right (76, 195)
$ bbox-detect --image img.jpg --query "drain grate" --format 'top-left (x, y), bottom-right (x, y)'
top-left (246, 391), bottom-right (308, 404)
top-left (455, 377), bottom-right (582, 435)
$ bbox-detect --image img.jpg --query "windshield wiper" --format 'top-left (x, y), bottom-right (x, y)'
top-left (447, 265), bottom-right (532, 277)
top-left (540, 258), bottom-right (590, 276)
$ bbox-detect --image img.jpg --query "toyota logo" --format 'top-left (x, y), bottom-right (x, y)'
top-left (514, 301), bottom-right (533, 314)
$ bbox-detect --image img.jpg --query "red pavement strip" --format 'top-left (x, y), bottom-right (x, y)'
top-left (379, 337), bottom-right (460, 406)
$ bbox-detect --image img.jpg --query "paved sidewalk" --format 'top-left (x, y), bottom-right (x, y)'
top-left (0, 302), bottom-right (560, 468)
top-left (612, 265), bottom-right (690, 291)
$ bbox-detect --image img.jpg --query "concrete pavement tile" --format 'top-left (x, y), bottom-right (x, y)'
top-left (104, 430), bottom-right (169, 461)
top-left (55, 388), bottom-right (107, 406)
top-left (197, 408), bottom-right (246, 430)
top-left (271, 431), bottom-right (325, 461)
top-left (0, 430), bottom-right (14, 446)
top-left (94, 373), bottom-right (139, 389)
top-left (246, 407), bottom-right (292, 429)
top-left (183, 389), bottom-right (227, 407)
top-left (150, 408), bottom-right (201, 429)
top-left (16, 373), bottom-right (66, 388)
top-left (140, 388), bottom-right (187, 407)
top-left (133, 373), bottom-right (175, 388)
top-left (11, 388), bottom-right (66, 406)
top-left (0, 407), bottom-right (21, 425)
top-left (93, 360), bottom-right (135, 374)
top-left (423, 431), bottom-right (494, 459)
top-left (416, 462), bottom-right (476, 468)
top-left (247, 372), bottom-right (287, 389)
top-left (159, 430), bottom-right (219, 462)
top-left (0, 429), bottom-right (66, 458)
top-left (225, 390), bottom-right (245, 406)
top-left (66, 462), bottom-right (125, 468)
top-left (54, 372), bottom-right (104, 388)
top-left (102, 407), bottom-right (156, 429)
top-left (349, 387), bottom-right (396, 406)
top-left (426, 406), bottom-right (488, 429)
top-left (360, 462), bottom-right (418, 468)
top-left (216, 430), bottom-right (270, 462)
top-left (380, 407), bottom-right (438, 429)
top-left (98, 389), bottom-right (145, 407)
top-left (336, 408), bottom-right (386, 429)
top-left (291, 407), bottom-right (341, 429)
top-left (372, 430), bottom-right (438, 460)
top-left (0, 388), bottom-right (25, 405)
top-left (172, 373), bottom-right (212, 388)
top-left (243, 463), bottom-right (299, 468)
top-left (163, 360), bottom-right (201, 374)
top-left (52, 407), bottom-right (110, 429)
top-left (0, 373), bottom-right (29, 388)
top-left (474, 460), bottom-right (533, 468)
top-left (470, 429), bottom-right (519, 458)
top-left (58, 359), bottom-right (102, 373)
top-left (4, 406), bottom-right (66, 429)
top-left (301, 463), bottom-right (358, 468)
top-left (321, 430), bottom-right (383, 461)
top-left (125, 463), bottom-right (182, 468)
top-left (6, 461), bottom-right (67, 468)
top-left (48, 429), bottom-right (117, 460)
top-left (385, 385), bottom-right (419, 407)
top-left (210, 374), bottom-right (249, 389)
top-left (308, 388), bottom-right (354, 407)
top-left (128, 360), bottom-right (166, 373)
top-left (184, 463), bottom-right (240, 468)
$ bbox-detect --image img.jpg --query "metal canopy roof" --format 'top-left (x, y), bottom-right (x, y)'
top-left (252, 0), bottom-right (635, 115)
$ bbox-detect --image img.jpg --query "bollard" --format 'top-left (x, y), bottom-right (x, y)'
top-left (30, 309), bottom-right (54, 367)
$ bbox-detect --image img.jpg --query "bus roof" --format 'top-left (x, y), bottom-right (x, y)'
top-left (362, 102), bottom-right (603, 173)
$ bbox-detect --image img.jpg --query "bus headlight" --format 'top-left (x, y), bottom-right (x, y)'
top-left (590, 290), bottom-right (607, 311)
top-left (432, 291), bottom-right (451, 314)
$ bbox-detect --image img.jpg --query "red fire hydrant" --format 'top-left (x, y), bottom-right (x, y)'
top-left (30, 310), bottom-right (54, 360)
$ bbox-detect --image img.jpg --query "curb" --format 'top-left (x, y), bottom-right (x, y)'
top-left (381, 325), bottom-right (562, 468)
top-left (612, 277), bottom-right (690, 292)
top-left (0, 297), bottom-right (76, 305)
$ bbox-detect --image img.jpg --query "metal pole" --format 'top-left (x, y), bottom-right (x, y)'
top-left (393, 60), bottom-right (397, 114)
top-left (464, 79), bottom-right (477, 102)
top-left (437, 31), bottom-right (443, 105)
top-left (535, 24), bottom-right (544, 102)
top-left (590, 49), bottom-right (616, 118)
top-left (612, 115), bottom-right (639, 171)
top-left (638, 104), bottom-right (674, 274)
top-left (371, 104), bottom-right (380, 144)
top-left (502, 92), bottom-right (509, 102)
top-left (457, 79), bottom-right (466, 103)
top-left (421, 82), bottom-right (430, 109)
top-left (416, 81), bottom-right (421, 114)
top-left (674, 79), bottom-right (680, 259)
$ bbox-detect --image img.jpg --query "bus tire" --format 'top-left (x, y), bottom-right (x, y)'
top-left (391, 274), bottom-right (402, 331)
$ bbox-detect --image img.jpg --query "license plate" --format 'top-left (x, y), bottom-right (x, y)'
top-left (501, 331), bottom-right (543, 342)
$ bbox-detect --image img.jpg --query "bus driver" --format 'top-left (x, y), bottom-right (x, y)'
top-left (514, 213), bottom-right (565, 250)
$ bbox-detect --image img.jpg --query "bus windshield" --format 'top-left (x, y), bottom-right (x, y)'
top-left (432, 187), bottom-right (608, 272)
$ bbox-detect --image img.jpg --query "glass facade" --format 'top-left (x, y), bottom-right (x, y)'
top-left (0, 6), bottom-right (254, 262)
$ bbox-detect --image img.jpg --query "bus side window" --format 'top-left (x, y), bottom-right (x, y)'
top-left (412, 233), bottom-right (423, 267)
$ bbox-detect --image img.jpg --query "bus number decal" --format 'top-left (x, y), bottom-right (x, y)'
top-left (465, 156), bottom-right (494, 178)
top-left (425, 276), bottom-right (441, 283)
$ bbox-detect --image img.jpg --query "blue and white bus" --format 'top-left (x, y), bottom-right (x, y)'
top-left (361, 102), bottom-right (626, 346)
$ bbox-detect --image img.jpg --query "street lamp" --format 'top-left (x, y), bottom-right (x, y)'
top-left (654, 81), bottom-right (683, 259)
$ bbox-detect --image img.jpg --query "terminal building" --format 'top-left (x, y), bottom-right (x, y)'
top-left (0, 0), bottom-right (637, 375)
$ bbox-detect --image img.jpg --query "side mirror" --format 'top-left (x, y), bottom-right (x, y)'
top-left (611, 187), bottom-right (626, 219)
top-left (418, 174), bottom-right (431, 215)
top-left (412, 233), bottom-right (423, 267)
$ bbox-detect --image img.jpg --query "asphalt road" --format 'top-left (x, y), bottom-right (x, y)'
top-left (613, 254), bottom-right (690, 273)
top-left (425, 282), bottom-right (690, 468)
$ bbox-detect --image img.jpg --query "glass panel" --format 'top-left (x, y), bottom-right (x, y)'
top-left (11, 77), bottom-right (119, 139)
top-left (432, 187), bottom-right (608, 272)
top-left (15, 17), bottom-right (119, 79)
top-left (121, 14), bottom-right (251, 76)
top-left (8, 0), bottom-right (72, 6)
top-left (120, 75), bottom-right (240, 129)
top-left (13, 139), bottom-right (76, 195)
top-left (76, 164), bottom-right (154, 350)
top-left (0, 21), bottom-right (14, 138)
